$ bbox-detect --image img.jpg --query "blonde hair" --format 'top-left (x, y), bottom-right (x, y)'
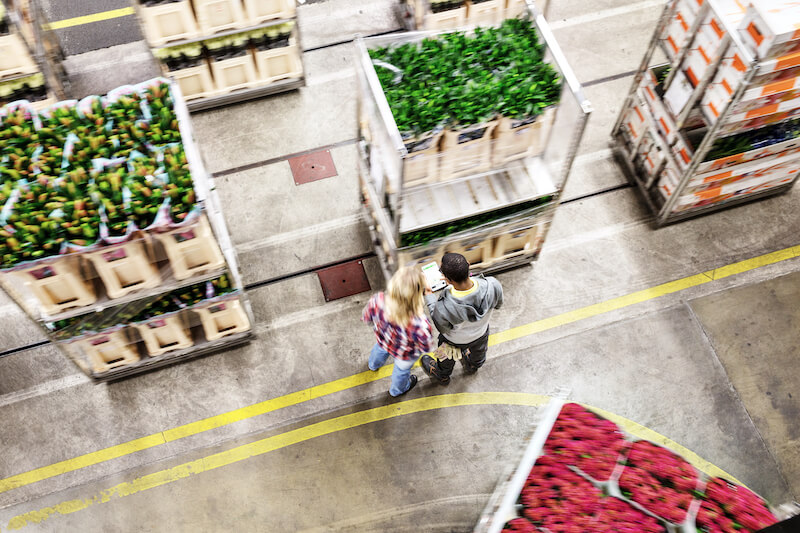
top-left (385, 266), bottom-right (426, 325)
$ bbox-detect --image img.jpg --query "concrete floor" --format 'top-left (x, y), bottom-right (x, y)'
top-left (1, 0), bottom-right (799, 531)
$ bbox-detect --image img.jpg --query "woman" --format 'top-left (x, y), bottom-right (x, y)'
top-left (362, 266), bottom-right (432, 396)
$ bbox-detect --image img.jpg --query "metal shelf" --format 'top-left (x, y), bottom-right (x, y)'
top-left (150, 17), bottom-right (296, 50)
top-left (0, 69), bottom-right (39, 84)
top-left (83, 329), bottom-right (253, 382)
top-left (399, 158), bottom-right (557, 234)
top-left (39, 265), bottom-right (230, 324)
top-left (185, 76), bottom-right (305, 111)
top-left (610, 0), bottom-right (799, 226)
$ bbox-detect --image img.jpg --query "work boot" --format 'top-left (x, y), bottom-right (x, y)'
top-left (460, 357), bottom-right (479, 375)
top-left (421, 355), bottom-right (450, 385)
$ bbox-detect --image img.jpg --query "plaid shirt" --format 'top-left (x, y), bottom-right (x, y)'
top-left (362, 292), bottom-right (432, 361)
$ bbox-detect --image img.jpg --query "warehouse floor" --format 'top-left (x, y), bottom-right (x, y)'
top-left (0, 0), bottom-right (799, 531)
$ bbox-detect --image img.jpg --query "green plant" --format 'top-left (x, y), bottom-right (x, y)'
top-left (368, 19), bottom-right (561, 137)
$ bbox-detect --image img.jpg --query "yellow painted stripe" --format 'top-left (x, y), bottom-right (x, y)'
top-left (4, 393), bottom-right (742, 531)
top-left (0, 244), bottom-right (797, 495)
top-left (45, 7), bottom-right (135, 31)
top-left (488, 272), bottom-right (715, 346)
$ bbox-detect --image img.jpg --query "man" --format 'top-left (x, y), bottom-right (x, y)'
top-left (421, 252), bottom-right (504, 385)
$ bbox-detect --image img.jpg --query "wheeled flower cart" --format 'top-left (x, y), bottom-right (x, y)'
top-left (356, 7), bottom-right (590, 281)
top-left (0, 78), bottom-right (254, 382)
top-left (475, 399), bottom-right (783, 533)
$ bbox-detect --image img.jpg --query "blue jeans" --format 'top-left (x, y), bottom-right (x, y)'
top-left (368, 343), bottom-right (417, 396)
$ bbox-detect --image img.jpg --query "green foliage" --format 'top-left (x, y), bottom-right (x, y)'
top-left (369, 19), bottom-right (561, 137)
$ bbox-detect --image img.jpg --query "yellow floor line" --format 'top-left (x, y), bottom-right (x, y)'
top-left (45, 7), bottom-right (135, 31)
top-left (4, 393), bottom-right (742, 531)
top-left (0, 244), bottom-right (796, 496)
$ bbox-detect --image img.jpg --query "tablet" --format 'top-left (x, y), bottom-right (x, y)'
top-left (421, 262), bottom-right (447, 292)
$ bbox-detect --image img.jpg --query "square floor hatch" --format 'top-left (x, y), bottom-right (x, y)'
top-left (289, 150), bottom-right (337, 185)
top-left (317, 259), bottom-right (371, 302)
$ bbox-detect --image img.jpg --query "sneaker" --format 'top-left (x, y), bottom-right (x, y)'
top-left (421, 355), bottom-right (450, 385)
top-left (391, 374), bottom-right (418, 397)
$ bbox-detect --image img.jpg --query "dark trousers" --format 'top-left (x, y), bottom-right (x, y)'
top-left (436, 328), bottom-right (489, 377)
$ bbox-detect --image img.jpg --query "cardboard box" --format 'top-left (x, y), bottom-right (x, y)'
top-left (696, 136), bottom-right (800, 174)
top-left (739, 2), bottom-right (800, 60)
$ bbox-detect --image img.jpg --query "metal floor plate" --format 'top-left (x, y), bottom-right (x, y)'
top-left (289, 149), bottom-right (338, 185)
top-left (316, 259), bottom-right (371, 302)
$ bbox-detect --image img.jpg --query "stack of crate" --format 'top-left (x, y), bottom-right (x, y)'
top-left (407, 0), bottom-right (548, 31)
top-left (138, 0), bottom-right (303, 104)
top-left (614, 0), bottom-right (800, 224)
top-left (0, 1), bottom-right (56, 110)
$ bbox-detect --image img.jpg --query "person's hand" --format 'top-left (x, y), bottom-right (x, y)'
top-left (424, 286), bottom-right (433, 295)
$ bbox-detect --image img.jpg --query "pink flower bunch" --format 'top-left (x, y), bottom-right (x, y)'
top-left (618, 441), bottom-right (699, 523)
top-left (520, 455), bottom-right (603, 531)
top-left (696, 477), bottom-right (778, 533)
top-left (593, 496), bottom-right (666, 532)
top-left (502, 517), bottom-right (538, 533)
top-left (543, 403), bottom-right (626, 480)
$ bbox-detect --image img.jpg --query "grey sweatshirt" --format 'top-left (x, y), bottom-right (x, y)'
top-left (424, 275), bottom-right (503, 345)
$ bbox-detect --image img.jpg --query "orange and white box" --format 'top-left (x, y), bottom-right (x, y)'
top-left (759, 49), bottom-right (800, 74)
top-left (623, 102), bottom-right (648, 144)
top-left (636, 131), bottom-right (665, 178)
top-left (726, 89), bottom-right (800, 123)
top-left (657, 160), bottom-right (681, 199)
top-left (743, 71), bottom-right (800, 100)
top-left (638, 78), bottom-right (678, 143)
top-left (701, 81), bottom-right (729, 122)
top-left (739, 1), bottom-right (800, 60)
top-left (689, 150), bottom-right (800, 190)
top-left (671, 134), bottom-right (694, 170)
top-left (696, 136), bottom-right (800, 174)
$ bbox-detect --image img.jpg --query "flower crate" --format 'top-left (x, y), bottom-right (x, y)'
top-left (397, 242), bottom-right (445, 269)
top-left (424, 5), bottom-right (467, 30)
top-left (139, 1), bottom-right (200, 47)
top-left (0, 33), bottom-right (38, 79)
top-left (442, 232), bottom-right (495, 270)
top-left (467, 0), bottom-right (504, 27)
top-left (492, 107), bottom-right (555, 166)
top-left (402, 132), bottom-right (443, 187)
top-left (167, 61), bottom-right (217, 100)
top-left (134, 313), bottom-right (194, 356)
top-left (76, 330), bottom-right (141, 374)
top-left (12, 256), bottom-right (95, 316)
top-left (440, 121), bottom-right (499, 180)
top-left (254, 38), bottom-right (303, 84)
top-left (209, 50), bottom-right (260, 94)
top-left (193, 0), bottom-right (249, 35)
top-left (491, 222), bottom-right (545, 263)
top-left (84, 239), bottom-right (160, 299)
top-left (193, 296), bottom-right (251, 340)
top-left (242, 0), bottom-right (295, 25)
top-left (154, 215), bottom-right (225, 281)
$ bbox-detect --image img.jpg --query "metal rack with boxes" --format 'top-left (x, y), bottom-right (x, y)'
top-left (136, 0), bottom-right (305, 112)
top-left (612, 0), bottom-right (800, 226)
